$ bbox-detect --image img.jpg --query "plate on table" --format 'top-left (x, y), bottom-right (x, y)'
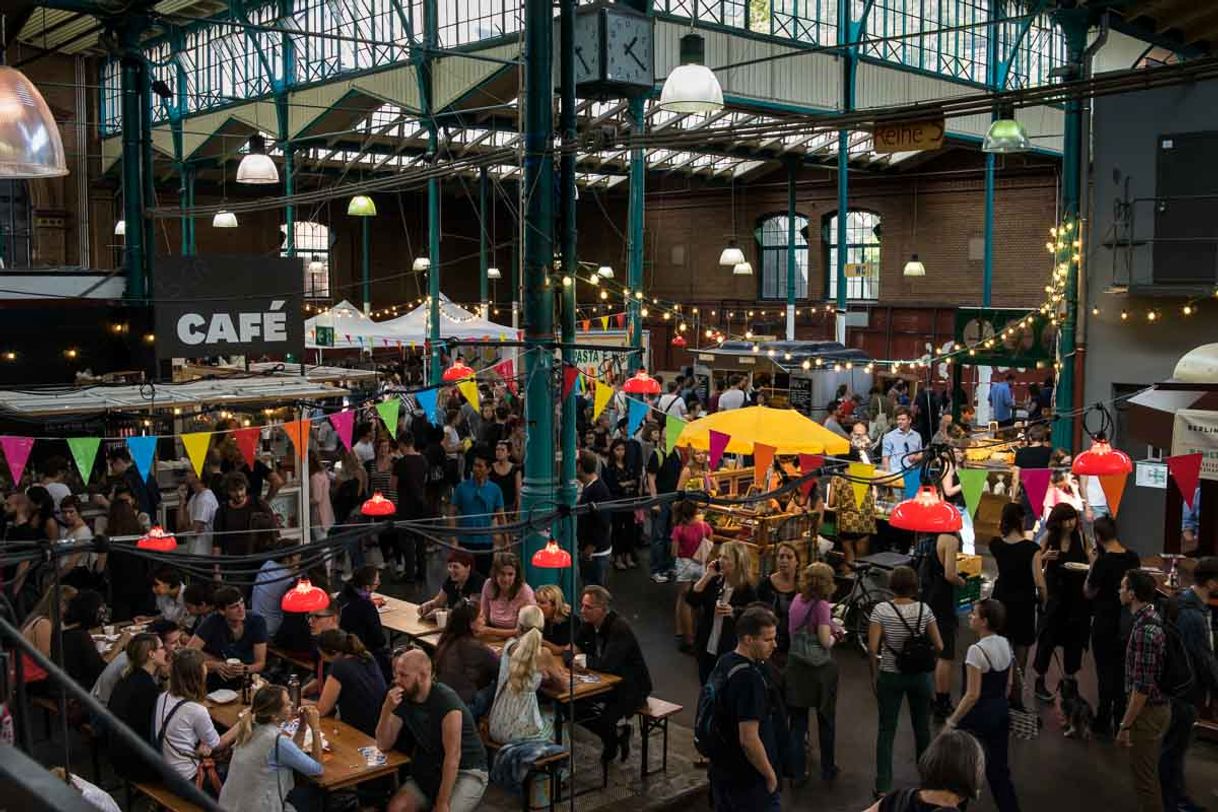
top-left (1062, 562), bottom-right (1089, 572)
top-left (207, 689), bottom-right (239, 704)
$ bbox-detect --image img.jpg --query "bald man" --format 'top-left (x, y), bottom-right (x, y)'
top-left (377, 649), bottom-right (488, 812)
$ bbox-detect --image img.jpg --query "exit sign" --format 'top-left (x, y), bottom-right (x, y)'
top-left (873, 118), bottom-right (946, 154)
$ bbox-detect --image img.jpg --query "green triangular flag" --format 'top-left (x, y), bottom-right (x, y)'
top-left (665, 415), bottom-right (686, 453)
top-left (376, 397), bottom-right (402, 436)
top-left (958, 468), bottom-right (989, 519)
top-left (66, 437), bottom-right (101, 484)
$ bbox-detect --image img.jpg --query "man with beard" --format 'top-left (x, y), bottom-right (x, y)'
top-left (212, 471), bottom-right (272, 558)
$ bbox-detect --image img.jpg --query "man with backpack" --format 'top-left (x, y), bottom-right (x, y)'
top-left (1161, 557), bottom-right (1218, 812)
top-left (696, 606), bottom-right (785, 811)
top-left (1117, 569), bottom-right (1172, 812)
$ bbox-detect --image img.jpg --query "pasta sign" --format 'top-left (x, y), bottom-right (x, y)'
top-left (154, 256), bottom-right (304, 359)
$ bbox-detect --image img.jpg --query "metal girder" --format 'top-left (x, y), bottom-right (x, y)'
top-left (998, 0), bottom-right (1052, 87)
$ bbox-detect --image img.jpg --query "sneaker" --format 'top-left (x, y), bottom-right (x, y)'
top-left (1034, 677), bottom-right (1054, 703)
top-left (651, 573), bottom-right (669, 584)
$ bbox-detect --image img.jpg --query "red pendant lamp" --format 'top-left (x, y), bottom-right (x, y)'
top-left (889, 486), bottom-right (963, 534)
top-left (531, 538), bottom-right (573, 569)
top-left (361, 491), bottom-right (396, 517)
top-left (442, 359), bottom-right (474, 382)
top-left (1071, 437), bottom-right (1133, 477)
top-left (137, 525), bottom-right (178, 552)
top-left (671, 334), bottom-right (687, 348)
top-left (281, 577), bottom-right (330, 613)
top-left (622, 368), bottom-right (662, 395)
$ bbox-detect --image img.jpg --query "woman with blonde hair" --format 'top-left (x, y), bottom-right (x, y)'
top-left (487, 605), bottom-right (569, 743)
top-left (786, 561), bottom-right (841, 785)
top-left (218, 684), bottom-right (323, 812)
top-left (686, 540), bottom-right (758, 683)
top-left (534, 584), bottom-right (573, 656)
top-left (676, 448), bottom-right (716, 495)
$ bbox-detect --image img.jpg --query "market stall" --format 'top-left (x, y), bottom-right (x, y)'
top-left (305, 299), bottom-right (401, 350)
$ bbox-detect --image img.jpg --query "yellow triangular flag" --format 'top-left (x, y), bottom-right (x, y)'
top-left (848, 462), bottom-right (875, 509)
top-left (457, 379), bottom-right (479, 411)
top-left (600, 316), bottom-right (609, 331)
top-left (181, 432), bottom-right (212, 477)
top-left (593, 381), bottom-right (613, 420)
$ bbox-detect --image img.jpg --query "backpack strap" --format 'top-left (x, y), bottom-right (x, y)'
top-left (156, 697), bottom-right (190, 754)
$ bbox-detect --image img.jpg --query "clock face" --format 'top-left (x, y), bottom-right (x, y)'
top-left (605, 11), bottom-right (653, 88)
top-left (572, 12), bottom-right (602, 87)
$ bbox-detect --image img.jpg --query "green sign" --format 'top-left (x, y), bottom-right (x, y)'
top-left (954, 308), bottom-right (1055, 367)
top-left (315, 325), bottom-right (335, 348)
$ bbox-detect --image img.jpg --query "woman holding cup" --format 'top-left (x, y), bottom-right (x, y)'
top-left (417, 550), bottom-right (486, 619)
top-left (685, 541), bottom-right (758, 684)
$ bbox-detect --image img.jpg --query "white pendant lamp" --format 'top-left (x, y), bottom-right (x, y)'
top-left (597, 265), bottom-right (614, 278)
top-left (487, 266), bottom-right (502, 280)
top-left (236, 134), bottom-right (278, 184)
top-left (982, 106), bottom-right (1031, 154)
top-left (719, 241), bottom-right (745, 266)
top-left (659, 33), bottom-right (723, 114)
top-left (903, 254), bottom-right (926, 277)
top-left (212, 210), bottom-right (238, 228)
top-left (412, 257), bottom-right (431, 272)
top-left (347, 195), bottom-right (377, 216)
top-left (733, 261), bottom-right (753, 276)
top-left (307, 258), bottom-right (325, 274)
top-left (114, 219), bottom-right (126, 237)
top-left (0, 65), bottom-right (68, 178)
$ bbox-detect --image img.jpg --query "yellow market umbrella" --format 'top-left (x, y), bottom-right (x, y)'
top-left (674, 406), bottom-right (851, 456)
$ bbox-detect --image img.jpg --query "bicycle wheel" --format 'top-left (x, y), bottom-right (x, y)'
top-left (848, 587), bottom-right (894, 656)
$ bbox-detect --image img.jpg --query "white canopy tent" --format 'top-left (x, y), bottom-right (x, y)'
top-left (378, 295), bottom-right (518, 343)
top-left (305, 299), bottom-right (402, 349)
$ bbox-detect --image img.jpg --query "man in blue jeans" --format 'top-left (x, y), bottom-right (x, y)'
top-left (646, 441), bottom-right (681, 582)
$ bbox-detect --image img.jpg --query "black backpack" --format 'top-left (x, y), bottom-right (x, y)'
top-left (1151, 607), bottom-right (1195, 699)
top-left (693, 659), bottom-right (753, 759)
top-left (887, 601), bottom-right (937, 674)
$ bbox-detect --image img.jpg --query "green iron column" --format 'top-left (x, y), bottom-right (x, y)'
top-left (139, 59), bottom-right (155, 297)
top-left (424, 0), bottom-right (442, 384)
top-left (277, 95), bottom-right (295, 260)
top-left (627, 96), bottom-right (645, 372)
top-left (785, 157), bottom-right (797, 340)
top-left (1051, 8), bottom-right (1089, 451)
top-left (361, 218), bottom-right (371, 313)
top-left (479, 167), bottom-right (490, 318)
top-left (982, 0), bottom-right (1000, 308)
top-left (119, 35), bottom-right (146, 301)
top-left (519, 0), bottom-right (556, 583)
top-left (834, 0), bottom-right (855, 343)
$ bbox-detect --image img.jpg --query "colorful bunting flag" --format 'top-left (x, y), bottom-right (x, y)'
top-left (1166, 453), bottom-right (1203, 508)
top-left (599, 316), bottom-right (609, 331)
top-left (283, 419), bottom-right (310, 457)
top-left (958, 468), bottom-right (989, 518)
top-left (754, 443), bottom-right (776, 489)
top-left (797, 454), bottom-right (823, 499)
top-left (562, 365), bottom-right (581, 399)
top-left (665, 416), bottom-right (686, 453)
top-left (615, 313), bottom-right (626, 329)
top-left (581, 319), bottom-right (590, 333)
top-left (848, 462), bottom-right (875, 509)
top-left (593, 381), bottom-right (613, 421)
top-left (626, 398), bottom-right (648, 437)
top-left (233, 427), bottom-right (261, 469)
top-left (495, 358), bottom-right (516, 393)
top-left (708, 430), bottom-right (730, 469)
top-left (125, 435), bottom-right (158, 483)
top-left (66, 437), bottom-right (101, 484)
top-left (1099, 473), bottom-right (1128, 516)
top-left (0, 436), bottom-right (35, 485)
top-left (1019, 469), bottom-right (1052, 518)
top-left (457, 380), bottom-right (479, 412)
top-left (415, 388), bottom-right (440, 425)
top-left (376, 398), bottom-right (402, 436)
top-left (329, 411), bottom-right (355, 451)
top-left (180, 432), bottom-right (212, 477)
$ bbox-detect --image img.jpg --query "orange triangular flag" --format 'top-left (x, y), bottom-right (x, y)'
top-left (283, 419), bottom-right (310, 458)
top-left (754, 443), bottom-right (776, 490)
top-left (1099, 473), bottom-right (1128, 516)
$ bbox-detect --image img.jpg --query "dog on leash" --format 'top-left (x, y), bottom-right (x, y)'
top-left (1057, 677), bottom-right (1095, 739)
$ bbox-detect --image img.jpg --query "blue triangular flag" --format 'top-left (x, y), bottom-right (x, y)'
top-left (627, 397), bottom-right (648, 437)
top-left (415, 388), bottom-right (439, 425)
top-left (126, 435), bottom-right (158, 483)
top-left (903, 471), bottom-right (922, 500)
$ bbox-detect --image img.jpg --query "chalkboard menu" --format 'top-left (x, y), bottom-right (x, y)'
top-left (788, 374), bottom-right (813, 416)
top-left (693, 364), bottom-right (711, 406)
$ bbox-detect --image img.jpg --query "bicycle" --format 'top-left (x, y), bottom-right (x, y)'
top-left (832, 560), bottom-right (895, 656)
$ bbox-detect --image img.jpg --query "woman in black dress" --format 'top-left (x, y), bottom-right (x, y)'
top-left (1031, 502), bottom-right (1091, 702)
top-left (602, 439), bottom-right (641, 571)
top-left (488, 440), bottom-right (521, 518)
top-left (988, 502), bottom-right (1045, 706)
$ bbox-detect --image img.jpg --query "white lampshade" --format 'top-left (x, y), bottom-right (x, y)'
top-left (659, 34), bottom-right (724, 114)
top-left (487, 266), bottom-right (502, 280)
top-left (903, 254), bottom-right (926, 277)
top-left (307, 259), bottom-right (325, 273)
top-left (412, 257), bottom-right (431, 272)
top-left (114, 219), bottom-right (126, 236)
top-left (733, 261), bottom-right (753, 276)
top-left (597, 265), bottom-right (614, 278)
top-left (236, 134), bottom-right (278, 184)
top-left (0, 66), bottom-right (68, 178)
top-left (212, 210), bottom-right (238, 228)
top-left (719, 243), bottom-right (746, 266)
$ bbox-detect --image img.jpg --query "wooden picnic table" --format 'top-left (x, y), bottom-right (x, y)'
top-left (374, 594), bottom-right (444, 642)
top-left (205, 699), bottom-right (409, 791)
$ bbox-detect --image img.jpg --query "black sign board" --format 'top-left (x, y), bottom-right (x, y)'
top-left (788, 374), bottom-right (813, 416)
top-left (154, 256), bottom-right (304, 360)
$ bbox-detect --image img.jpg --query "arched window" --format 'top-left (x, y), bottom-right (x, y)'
top-left (757, 213), bottom-right (808, 301)
top-left (825, 210), bottom-right (881, 301)
top-left (283, 221), bottom-right (331, 299)
top-left (0, 180), bottom-right (32, 268)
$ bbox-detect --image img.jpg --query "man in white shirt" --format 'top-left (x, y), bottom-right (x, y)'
top-left (177, 470), bottom-right (218, 557)
top-left (656, 381), bottom-right (688, 420)
top-left (353, 421), bottom-right (376, 466)
top-left (881, 407), bottom-right (924, 475)
top-left (40, 456), bottom-right (72, 513)
top-left (717, 375), bottom-right (746, 412)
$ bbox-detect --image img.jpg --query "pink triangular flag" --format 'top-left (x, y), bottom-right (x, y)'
top-left (798, 453), bottom-right (824, 499)
top-left (754, 443), bottom-right (776, 489)
top-left (708, 430), bottom-right (730, 470)
top-left (1020, 468), bottom-right (1052, 517)
top-left (1167, 453), bottom-right (1203, 508)
top-left (0, 436), bottom-right (35, 485)
top-left (329, 411), bottom-right (355, 451)
top-left (1099, 473), bottom-right (1128, 516)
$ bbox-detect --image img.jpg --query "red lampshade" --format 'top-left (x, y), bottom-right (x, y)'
top-left (621, 368), bottom-right (662, 395)
top-left (1071, 438), bottom-right (1133, 477)
top-left (531, 538), bottom-right (573, 569)
top-left (361, 491), bottom-right (396, 517)
top-left (281, 577), bottom-right (330, 613)
top-left (137, 525), bottom-right (177, 552)
top-left (442, 359), bottom-right (474, 382)
top-left (671, 335), bottom-right (687, 348)
top-left (889, 487), bottom-right (963, 534)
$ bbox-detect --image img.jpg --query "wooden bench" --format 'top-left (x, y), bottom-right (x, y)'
top-left (481, 729), bottom-right (569, 811)
top-left (636, 697), bottom-right (684, 780)
top-left (30, 695), bottom-right (102, 779)
top-left (268, 645), bottom-right (316, 675)
top-left (130, 781), bottom-right (209, 812)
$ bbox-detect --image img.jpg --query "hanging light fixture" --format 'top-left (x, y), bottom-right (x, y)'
top-left (903, 254), bottom-right (926, 277)
top-left (236, 134), bottom-right (278, 184)
top-left (889, 487), bottom-right (963, 534)
top-left (347, 194), bottom-right (377, 217)
top-left (212, 210), bottom-right (238, 228)
top-left (622, 368), bottom-right (662, 395)
top-left (412, 257), bottom-right (431, 272)
top-left (671, 334), bottom-right (687, 348)
top-left (531, 538), bottom-right (573, 569)
top-left (597, 265), bottom-right (614, 279)
top-left (114, 219), bottom-right (126, 237)
top-left (659, 32), bottom-right (723, 114)
top-left (1072, 436), bottom-right (1133, 476)
top-left (733, 261), bottom-right (753, 276)
top-left (360, 491), bottom-right (396, 517)
top-left (982, 105), bottom-right (1031, 154)
top-left (0, 65), bottom-right (68, 178)
top-left (281, 577), bottom-right (330, 613)
top-left (136, 526), bottom-right (177, 552)
top-left (487, 266), bottom-right (502, 280)
top-left (719, 240), bottom-right (746, 267)
top-left (308, 257), bottom-right (325, 274)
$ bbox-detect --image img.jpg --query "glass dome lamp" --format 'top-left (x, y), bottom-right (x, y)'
top-left (347, 194), bottom-right (377, 217)
top-left (487, 266), bottom-right (502, 280)
top-left (307, 258), bottom-right (325, 274)
top-left (597, 265), bottom-right (614, 279)
top-left (733, 261), bottom-right (753, 276)
top-left (903, 254), bottom-right (926, 277)
top-left (412, 257), bottom-right (431, 272)
top-left (982, 108), bottom-right (1031, 154)
top-left (114, 219), bottom-right (126, 237)
top-left (212, 210), bottom-right (238, 228)
top-left (659, 33), bottom-right (724, 114)
top-left (719, 240), bottom-right (746, 266)
top-left (236, 134), bottom-right (279, 184)
top-left (0, 66), bottom-right (68, 178)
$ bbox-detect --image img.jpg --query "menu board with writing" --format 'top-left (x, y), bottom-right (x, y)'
top-left (788, 374), bottom-right (813, 416)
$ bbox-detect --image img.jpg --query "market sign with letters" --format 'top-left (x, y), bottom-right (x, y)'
top-left (154, 256), bottom-right (304, 360)
top-left (1171, 408), bottom-right (1218, 481)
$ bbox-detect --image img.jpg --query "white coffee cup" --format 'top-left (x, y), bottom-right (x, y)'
top-left (573, 654), bottom-right (587, 670)
top-left (103, 625), bottom-right (115, 636)
top-left (226, 658), bottom-right (242, 667)
top-left (435, 610), bottom-right (449, 629)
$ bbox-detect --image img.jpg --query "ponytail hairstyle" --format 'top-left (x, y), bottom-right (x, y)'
top-left (507, 605), bottom-right (545, 694)
top-left (235, 685), bottom-right (290, 747)
top-left (316, 628), bottom-right (371, 662)
top-left (121, 633), bottom-right (161, 678)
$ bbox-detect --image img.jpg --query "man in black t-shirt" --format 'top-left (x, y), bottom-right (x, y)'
top-left (1012, 424), bottom-right (1053, 528)
top-left (647, 440), bottom-right (682, 583)
top-left (1083, 516), bottom-right (1140, 736)
top-left (708, 606), bottom-right (783, 811)
top-left (577, 451), bottom-right (613, 587)
top-left (391, 431), bottom-right (431, 580)
top-left (212, 471), bottom-right (273, 558)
